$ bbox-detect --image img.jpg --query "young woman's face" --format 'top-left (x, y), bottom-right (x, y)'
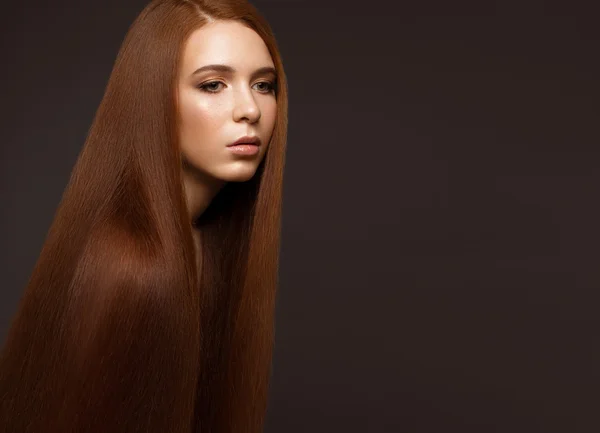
top-left (177, 20), bottom-right (277, 184)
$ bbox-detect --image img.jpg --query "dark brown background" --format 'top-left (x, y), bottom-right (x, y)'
top-left (1, 0), bottom-right (599, 431)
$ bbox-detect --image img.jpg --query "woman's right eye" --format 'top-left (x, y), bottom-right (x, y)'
top-left (198, 81), bottom-right (225, 93)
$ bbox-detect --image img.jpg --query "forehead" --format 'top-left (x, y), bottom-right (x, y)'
top-left (181, 20), bottom-right (274, 74)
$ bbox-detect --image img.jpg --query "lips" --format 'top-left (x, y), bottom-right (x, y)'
top-left (228, 135), bottom-right (261, 147)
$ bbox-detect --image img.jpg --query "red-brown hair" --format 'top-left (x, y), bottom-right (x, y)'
top-left (0, 1), bottom-right (288, 432)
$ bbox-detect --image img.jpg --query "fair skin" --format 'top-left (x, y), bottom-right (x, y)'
top-left (177, 20), bottom-right (277, 230)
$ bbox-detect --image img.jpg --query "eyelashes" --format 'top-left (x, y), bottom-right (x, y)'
top-left (197, 80), bottom-right (277, 94)
top-left (198, 81), bottom-right (224, 93)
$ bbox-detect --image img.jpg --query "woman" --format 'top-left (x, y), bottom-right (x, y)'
top-left (0, 0), bottom-right (288, 432)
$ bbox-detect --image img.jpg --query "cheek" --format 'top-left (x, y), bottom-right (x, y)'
top-left (180, 98), bottom-right (223, 148)
top-left (182, 100), bottom-right (214, 132)
top-left (262, 100), bottom-right (278, 136)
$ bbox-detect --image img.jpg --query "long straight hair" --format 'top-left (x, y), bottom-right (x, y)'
top-left (0, 1), bottom-right (288, 432)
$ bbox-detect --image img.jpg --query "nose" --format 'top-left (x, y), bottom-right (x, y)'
top-left (232, 86), bottom-right (261, 124)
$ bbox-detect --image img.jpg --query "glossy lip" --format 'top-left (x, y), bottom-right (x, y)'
top-left (228, 135), bottom-right (261, 147)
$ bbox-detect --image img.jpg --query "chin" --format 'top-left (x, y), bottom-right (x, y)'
top-left (219, 166), bottom-right (259, 183)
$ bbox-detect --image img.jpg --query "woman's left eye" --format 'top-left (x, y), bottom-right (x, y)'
top-left (253, 81), bottom-right (275, 93)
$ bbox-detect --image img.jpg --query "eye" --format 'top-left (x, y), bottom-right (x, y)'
top-left (198, 80), bottom-right (225, 93)
top-left (253, 81), bottom-right (276, 94)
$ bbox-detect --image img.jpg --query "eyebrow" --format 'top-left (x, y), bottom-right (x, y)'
top-left (191, 64), bottom-right (276, 80)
